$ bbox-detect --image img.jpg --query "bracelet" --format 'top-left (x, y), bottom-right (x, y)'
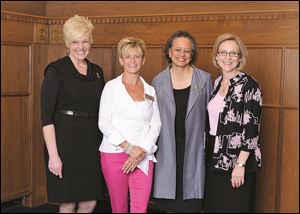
top-left (123, 142), bottom-right (129, 152)
top-left (124, 143), bottom-right (133, 155)
top-left (126, 144), bottom-right (133, 154)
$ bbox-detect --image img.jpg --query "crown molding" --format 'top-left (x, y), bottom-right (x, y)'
top-left (2, 10), bottom-right (298, 44)
top-left (2, 10), bottom-right (298, 25)
top-left (1, 11), bottom-right (48, 24)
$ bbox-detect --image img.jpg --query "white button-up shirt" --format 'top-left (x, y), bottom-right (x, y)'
top-left (98, 74), bottom-right (161, 175)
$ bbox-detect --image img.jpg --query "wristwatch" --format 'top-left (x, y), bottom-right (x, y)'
top-left (235, 161), bottom-right (245, 168)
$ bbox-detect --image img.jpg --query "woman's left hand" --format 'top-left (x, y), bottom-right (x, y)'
top-left (231, 166), bottom-right (245, 188)
top-left (122, 156), bottom-right (138, 174)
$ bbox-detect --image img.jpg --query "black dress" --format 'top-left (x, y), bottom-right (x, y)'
top-left (153, 86), bottom-right (203, 213)
top-left (41, 56), bottom-right (105, 203)
top-left (204, 135), bottom-right (256, 213)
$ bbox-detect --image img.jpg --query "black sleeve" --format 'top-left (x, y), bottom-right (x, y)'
top-left (40, 64), bottom-right (61, 127)
top-left (240, 79), bottom-right (263, 152)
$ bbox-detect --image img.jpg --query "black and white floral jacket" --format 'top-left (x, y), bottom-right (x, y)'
top-left (208, 72), bottom-right (262, 172)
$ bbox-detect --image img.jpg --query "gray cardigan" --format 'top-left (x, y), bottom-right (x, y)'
top-left (152, 66), bottom-right (212, 200)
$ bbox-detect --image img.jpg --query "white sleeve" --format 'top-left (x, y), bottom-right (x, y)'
top-left (98, 83), bottom-right (126, 146)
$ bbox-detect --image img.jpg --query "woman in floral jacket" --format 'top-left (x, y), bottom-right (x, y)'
top-left (204, 33), bottom-right (262, 213)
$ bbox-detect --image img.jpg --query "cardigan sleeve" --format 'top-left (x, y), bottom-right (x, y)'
top-left (240, 80), bottom-right (263, 152)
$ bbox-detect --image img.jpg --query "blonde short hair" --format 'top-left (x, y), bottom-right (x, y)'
top-left (212, 33), bottom-right (248, 71)
top-left (63, 15), bottom-right (94, 46)
top-left (117, 37), bottom-right (146, 58)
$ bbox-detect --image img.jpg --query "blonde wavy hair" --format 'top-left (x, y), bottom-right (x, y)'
top-left (63, 15), bottom-right (94, 47)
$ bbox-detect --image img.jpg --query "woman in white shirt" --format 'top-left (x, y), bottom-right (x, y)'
top-left (98, 37), bottom-right (161, 213)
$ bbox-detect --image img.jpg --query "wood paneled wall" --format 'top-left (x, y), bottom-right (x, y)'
top-left (1, 1), bottom-right (299, 213)
top-left (1, 44), bottom-right (32, 202)
top-left (1, 1), bottom-right (46, 16)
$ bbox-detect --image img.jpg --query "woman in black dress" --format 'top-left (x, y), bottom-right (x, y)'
top-left (41, 15), bottom-right (105, 213)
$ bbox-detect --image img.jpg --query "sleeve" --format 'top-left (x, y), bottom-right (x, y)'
top-left (206, 74), bottom-right (213, 104)
top-left (98, 82), bottom-right (126, 146)
top-left (241, 81), bottom-right (263, 152)
top-left (205, 74), bottom-right (213, 134)
top-left (139, 91), bottom-right (162, 154)
top-left (40, 65), bottom-right (61, 127)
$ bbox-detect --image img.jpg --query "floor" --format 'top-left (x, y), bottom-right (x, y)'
top-left (1, 199), bottom-right (163, 213)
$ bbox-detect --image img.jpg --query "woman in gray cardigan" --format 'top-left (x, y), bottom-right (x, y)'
top-left (152, 31), bottom-right (212, 213)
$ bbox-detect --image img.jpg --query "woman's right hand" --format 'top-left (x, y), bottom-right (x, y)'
top-left (48, 155), bottom-right (63, 179)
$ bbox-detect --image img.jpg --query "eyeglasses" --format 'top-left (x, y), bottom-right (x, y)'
top-left (217, 50), bottom-right (240, 57)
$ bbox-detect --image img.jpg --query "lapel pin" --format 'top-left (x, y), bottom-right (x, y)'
top-left (145, 94), bottom-right (154, 102)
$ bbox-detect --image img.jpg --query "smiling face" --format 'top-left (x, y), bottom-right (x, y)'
top-left (168, 37), bottom-right (192, 68)
top-left (119, 47), bottom-right (145, 75)
top-left (67, 33), bottom-right (91, 61)
top-left (216, 40), bottom-right (241, 74)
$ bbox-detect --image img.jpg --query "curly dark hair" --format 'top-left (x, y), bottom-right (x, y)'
top-left (164, 30), bottom-right (197, 65)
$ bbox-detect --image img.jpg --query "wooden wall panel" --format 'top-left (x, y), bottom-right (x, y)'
top-left (115, 48), bottom-right (123, 77)
top-left (47, 44), bottom-right (65, 64)
top-left (245, 48), bottom-right (282, 106)
top-left (255, 107), bottom-right (280, 212)
top-left (277, 47), bottom-right (299, 213)
top-left (88, 47), bottom-right (115, 82)
top-left (196, 47), bottom-right (219, 81)
top-left (1, 20), bottom-right (33, 43)
top-left (30, 44), bottom-right (48, 205)
top-left (1, 96), bottom-right (30, 202)
top-left (283, 48), bottom-right (299, 108)
top-left (1, 43), bottom-right (32, 204)
top-left (1, 45), bottom-right (30, 94)
top-left (140, 47), bottom-right (164, 84)
top-left (1, 37), bottom-right (33, 205)
top-left (279, 109), bottom-right (299, 212)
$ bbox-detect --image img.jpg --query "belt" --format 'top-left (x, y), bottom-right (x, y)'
top-left (57, 110), bottom-right (98, 118)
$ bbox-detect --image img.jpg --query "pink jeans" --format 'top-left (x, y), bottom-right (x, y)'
top-left (100, 152), bottom-right (154, 213)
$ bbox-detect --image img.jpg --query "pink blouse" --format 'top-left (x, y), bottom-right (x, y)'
top-left (207, 92), bottom-right (225, 136)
